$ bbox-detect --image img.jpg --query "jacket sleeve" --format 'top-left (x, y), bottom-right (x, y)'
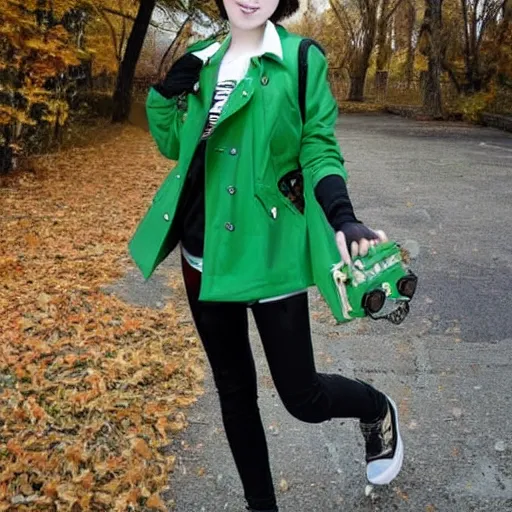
top-left (146, 87), bottom-right (185, 161)
top-left (298, 46), bottom-right (347, 188)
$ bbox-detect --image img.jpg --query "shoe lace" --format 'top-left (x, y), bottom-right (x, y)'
top-left (360, 416), bottom-right (391, 454)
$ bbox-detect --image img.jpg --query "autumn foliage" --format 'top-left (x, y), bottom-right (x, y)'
top-left (0, 124), bottom-right (206, 510)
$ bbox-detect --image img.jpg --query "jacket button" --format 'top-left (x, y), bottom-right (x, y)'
top-left (193, 82), bottom-right (200, 93)
top-left (163, 213), bottom-right (170, 221)
top-left (176, 174), bottom-right (181, 179)
top-left (261, 76), bottom-right (269, 86)
top-left (230, 148), bottom-right (237, 156)
top-left (227, 186), bottom-right (236, 195)
top-left (225, 222), bottom-right (235, 231)
top-left (242, 91), bottom-right (248, 97)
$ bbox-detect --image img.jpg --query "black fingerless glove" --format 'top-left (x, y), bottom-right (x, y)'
top-left (152, 53), bottom-right (203, 99)
top-left (338, 221), bottom-right (379, 248)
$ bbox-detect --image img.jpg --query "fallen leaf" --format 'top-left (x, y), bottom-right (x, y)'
top-left (146, 493), bottom-right (167, 511)
top-left (132, 438), bottom-right (153, 460)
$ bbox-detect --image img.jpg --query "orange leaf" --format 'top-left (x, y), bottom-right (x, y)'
top-left (65, 443), bottom-right (88, 465)
top-left (163, 362), bottom-right (179, 377)
top-left (25, 395), bottom-right (48, 422)
top-left (6, 439), bottom-right (23, 457)
top-left (146, 493), bottom-right (167, 511)
top-left (75, 470), bottom-right (94, 490)
top-left (42, 480), bottom-right (59, 498)
top-left (155, 417), bottom-right (168, 439)
top-left (132, 438), bottom-right (152, 460)
top-left (123, 318), bottom-right (142, 331)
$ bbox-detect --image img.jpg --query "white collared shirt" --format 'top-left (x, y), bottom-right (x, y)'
top-left (200, 21), bottom-right (282, 139)
top-left (217, 21), bottom-right (283, 82)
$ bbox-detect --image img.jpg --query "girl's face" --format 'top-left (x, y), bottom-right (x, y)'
top-left (223, 0), bottom-right (280, 31)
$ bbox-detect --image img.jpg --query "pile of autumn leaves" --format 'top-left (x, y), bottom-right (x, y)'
top-left (0, 126), bottom-right (204, 511)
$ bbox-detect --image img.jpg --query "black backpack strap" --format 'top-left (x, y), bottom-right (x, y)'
top-left (298, 39), bottom-right (326, 124)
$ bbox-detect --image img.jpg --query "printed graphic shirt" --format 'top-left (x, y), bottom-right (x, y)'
top-left (201, 79), bottom-right (237, 139)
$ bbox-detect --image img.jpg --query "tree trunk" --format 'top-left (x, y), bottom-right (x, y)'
top-left (348, 74), bottom-right (367, 101)
top-left (348, 0), bottom-right (378, 102)
top-left (0, 126), bottom-right (13, 174)
top-left (422, 0), bottom-right (443, 117)
top-left (112, 0), bottom-right (156, 123)
top-left (404, 0), bottom-right (416, 87)
top-left (376, 0), bottom-right (391, 71)
top-left (375, 70), bottom-right (389, 99)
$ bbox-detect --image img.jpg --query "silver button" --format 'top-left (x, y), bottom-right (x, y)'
top-left (261, 76), bottom-right (269, 86)
top-left (271, 207), bottom-right (278, 219)
top-left (193, 81), bottom-right (200, 93)
top-left (230, 148), bottom-right (237, 156)
top-left (227, 186), bottom-right (236, 195)
top-left (225, 222), bottom-right (235, 232)
top-left (242, 91), bottom-right (248, 97)
top-left (176, 174), bottom-right (181, 179)
top-left (163, 213), bottom-right (170, 221)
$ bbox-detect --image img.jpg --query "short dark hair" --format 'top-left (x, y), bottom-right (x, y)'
top-left (214, 0), bottom-right (300, 23)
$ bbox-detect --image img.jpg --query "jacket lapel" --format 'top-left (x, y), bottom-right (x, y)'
top-left (214, 63), bottom-right (258, 127)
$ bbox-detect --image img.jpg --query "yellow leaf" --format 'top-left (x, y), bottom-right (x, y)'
top-left (101, 477), bottom-right (123, 493)
top-left (56, 483), bottom-right (77, 503)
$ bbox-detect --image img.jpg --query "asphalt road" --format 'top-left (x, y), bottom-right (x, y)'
top-left (111, 114), bottom-right (512, 511)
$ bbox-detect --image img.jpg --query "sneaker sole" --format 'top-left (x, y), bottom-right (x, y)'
top-left (366, 396), bottom-right (404, 485)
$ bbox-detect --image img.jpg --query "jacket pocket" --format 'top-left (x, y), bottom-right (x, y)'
top-left (255, 178), bottom-right (303, 219)
top-left (277, 169), bottom-right (305, 214)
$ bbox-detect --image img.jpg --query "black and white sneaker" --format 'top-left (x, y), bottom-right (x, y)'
top-left (360, 395), bottom-right (403, 485)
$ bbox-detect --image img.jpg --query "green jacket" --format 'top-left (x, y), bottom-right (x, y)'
top-left (129, 26), bottom-right (348, 321)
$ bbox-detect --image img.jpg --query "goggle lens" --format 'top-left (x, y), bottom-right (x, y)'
top-left (363, 289), bottom-right (386, 314)
top-left (397, 274), bottom-right (418, 298)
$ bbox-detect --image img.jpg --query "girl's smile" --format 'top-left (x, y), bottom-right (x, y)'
top-left (237, 2), bottom-right (260, 15)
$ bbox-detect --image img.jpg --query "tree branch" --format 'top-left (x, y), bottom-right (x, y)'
top-left (97, 7), bottom-right (121, 63)
top-left (158, 15), bottom-right (191, 77)
top-left (100, 5), bottom-right (178, 31)
top-left (386, 0), bottom-right (405, 22)
top-left (330, 0), bottom-right (358, 44)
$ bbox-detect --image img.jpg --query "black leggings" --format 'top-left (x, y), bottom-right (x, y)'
top-left (181, 255), bottom-right (387, 511)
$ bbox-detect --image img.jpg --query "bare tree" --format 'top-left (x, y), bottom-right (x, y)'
top-left (330, 0), bottom-right (379, 101)
top-left (460, 0), bottom-right (505, 92)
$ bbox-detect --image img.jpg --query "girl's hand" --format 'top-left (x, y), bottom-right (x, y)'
top-left (335, 222), bottom-right (388, 265)
top-left (153, 53), bottom-right (203, 99)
